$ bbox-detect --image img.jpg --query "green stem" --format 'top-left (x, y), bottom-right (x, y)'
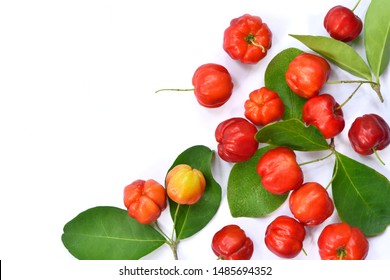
top-left (352, 0), bottom-right (361, 12)
top-left (245, 33), bottom-right (266, 52)
top-left (373, 148), bottom-right (386, 166)
top-left (299, 151), bottom-right (334, 167)
top-left (371, 82), bottom-right (384, 103)
top-left (166, 204), bottom-right (181, 260)
top-left (153, 221), bottom-right (171, 241)
top-left (326, 156), bottom-right (338, 190)
top-left (155, 88), bottom-right (194, 93)
top-left (302, 248), bottom-right (308, 256)
top-left (152, 220), bottom-right (179, 260)
top-left (170, 241), bottom-right (179, 260)
top-left (327, 79), bottom-right (384, 103)
top-left (336, 83), bottom-right (362, 110)
top-left (326, 80), bottom-right (376, 85)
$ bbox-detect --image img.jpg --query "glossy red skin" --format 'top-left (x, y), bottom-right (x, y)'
top-left (265, 215), bottom-right (306, 258)
top-left (123, 179), bottom-right (167, 224)
top-left (289, 182), bottom-right (334, 226)
top-left (302, 93), bottom-right (345, 139)
top-left (223, 14), bottom-right (272, 64)
top-left (256, 147), bottom-right (303, 195)
top-left (244, 87), bottom-right (285, 126)
top-left (348, 114), bottom-right (390, 155)
top-left (318, 222), bottom-right (369, 260)
top-left (324, 6), bottom-right (363, 42)
top-left (192, 63), bottom-right (234, 108)
top-left (285, 53), bottom-right (331, 99)
top-left (215, 117), bottom-right (259, 162)
top-left (212, 225), bottom-right (254, 260)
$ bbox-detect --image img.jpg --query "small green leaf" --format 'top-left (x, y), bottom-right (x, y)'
top-left (167, 145), bottom-right (221, 240)
top-left (290, 34), bottom-right (372, 80)
top-left (61, 206), bottom-right (166, 260)
top-left (227, 145), bottom-right (287, 217)
top-left (265, 47), bottom-right (306, 120)
top-left (364, 0), bottom-right (390, 80)
top-left (255, 119), bottom-right (329, 151)
top-left (333, 152), bottom-right (390, 236)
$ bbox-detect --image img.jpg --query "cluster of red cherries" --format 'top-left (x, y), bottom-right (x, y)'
top-left (211, 5), bottom-right (389, 261)
top-left (155, 3), bottom-right (389, 260)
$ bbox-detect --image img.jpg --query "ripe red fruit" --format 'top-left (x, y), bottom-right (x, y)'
top-left (223, 14), bottom-right (272, 64)
top-left (256, 147), bottom-right (303, 195)
top-left (302, 93), bottom-right (345, 139)
top-left (324, 5), bottom-right (363, 42)
top-left (192, 63), bottom-right (234, 108)
top-left (244, 87), bottom-right (285, 126)
top-left (265, 215), bottom-right (306, 258)
top-left (285, 53), bottom-right (331, 99)
top-left (348, 114), bottom-right (390, 155)
top-left (215, 117), bottom-right (259, 162)
top-left (211, 225), bottom-right (254, 260)
top-left (123, 179), bottom-right (167, 224)
top-left (289, 182), bottom-right (334, 226)
top-left (318, 222), bottom-right (369, 260)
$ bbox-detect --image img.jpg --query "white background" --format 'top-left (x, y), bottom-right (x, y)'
top-left (1, 0), bottom-right (389, 278)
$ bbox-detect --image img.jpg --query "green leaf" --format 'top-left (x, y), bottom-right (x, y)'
top-left (227, 145), bottom-right (287, 217)
top-left (332, 152), bottom-right (390, 236)
top-left (290, 34), bottom-right (372, 80)
top-left (364, 0), bottom-right (390, 80)
top-left (264, 47), bottom-right (307, 120)
top-left (255, 119), bottom-right (329, 151)
top-left (167, 145), bottom-right (221, 240)
top-left (61, 206), bottom-right (166, 259)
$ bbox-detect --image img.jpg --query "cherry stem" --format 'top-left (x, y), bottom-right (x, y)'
top-left (302, 248), bottom-right (308, 256)
top-left (299, 151), bottom-right (334, 167)
top-left (327, 80), bottom-right (384, 103)
top-left (153, 220), bottom-right (179, 260)
top-left (326, 80), bottom-right (375, 85)
top-left (245, 34), bottom-right (266, 52)
top-left (326, 156), bottom-right (338, 190)
top-left (155, 88), bottom-right (194, 93)
top-left (337, 246), bottom-right (347, 260)
top-left (373, 148), bottom-right (386, 166)
top-left (336, 83), bottom-right (362, 110)
top-left (352, 0), bottom-right (361, 12)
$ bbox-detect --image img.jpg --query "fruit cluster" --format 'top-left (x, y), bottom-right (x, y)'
top-left (62, 1), bottom-right (390, 261)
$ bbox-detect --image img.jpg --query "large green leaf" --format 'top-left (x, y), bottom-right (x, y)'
top-left (255, 119), bottom-right (329, 151)
top-left (61, 206), bottom-right (166, 259)
top-left (264, 47), bottom-right (306, 120)
top-left (167, 145), bottom-right (221, 240)
top-left (332, 152), bottom-right (390, 236)
top-left (227, 146), bottom-right (287, 217)
top-left (364, 0), bottom-right (390, 80)
top-left (290, 34), bottom-right (372, 80)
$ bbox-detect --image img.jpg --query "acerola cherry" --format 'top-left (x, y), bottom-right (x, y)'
top-left (223, 14), bottom-right (272, 64)
top-left (265, 215), bottom-right (306, 258)
top-left (212, 225), bottom-right (254, 260)
top-left (318, 222), bottom-right (369, 260)
top-left (123, 179), bottom-right (167, 224)
top-left (302, 93), bottom-right (345, 139)
top-left (156, 63), bottom-right (234, 108)
top-left (192, 63), bottom-right (234, 108)
top-left (244, 87), bottom-right (285, 126)
top-left (165, 164), bottom-right (206, 205)
top-left (256, 147), bottom-right (303, 195)
top-left (285, 53), bottom-right (331, 99)
top-left (324, 5), bottom-right (363, 42)
top-left (348, 114), bottom-right (390, 156)
top-left (215, 117), bottom-right (259, 162)
top-left (289, 182), bottom-right (334, 226)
